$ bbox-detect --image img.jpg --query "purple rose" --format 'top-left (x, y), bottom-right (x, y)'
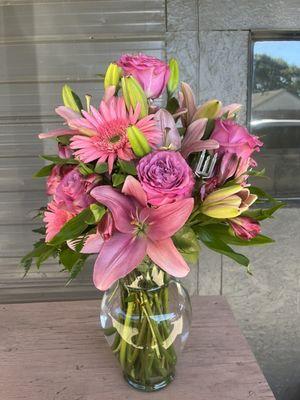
top-left (117, 53), bottom-right (170, 99)
top-left (211, 119), bottom-right (263, 160)
top-left (137, 150), bottom-right (195, 206)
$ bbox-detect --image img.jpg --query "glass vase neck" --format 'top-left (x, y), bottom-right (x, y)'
top-left (121, 262), bottom-right (170, 292)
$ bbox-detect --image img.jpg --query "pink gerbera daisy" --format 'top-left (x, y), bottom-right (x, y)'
top-left (68, 96), bottom-right (162, 173)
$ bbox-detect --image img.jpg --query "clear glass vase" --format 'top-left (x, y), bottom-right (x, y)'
top-left (100, 261), bottom-right (192, 392)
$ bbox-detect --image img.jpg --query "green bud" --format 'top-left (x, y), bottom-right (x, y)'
top-left (104, 63), bottom-right (122, 89)
top-left (121, 76), bottom-right (148, 119)
top-left (62, 84), bottom-right (82, 113)
top-left (127, 125), bottom-right (151, 157)
top-left (167, 58), bottom-right (179, 96)
top-left (193, 99), bottom-right (222, 121)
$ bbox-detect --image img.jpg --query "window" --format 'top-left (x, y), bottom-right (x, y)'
top-left (250, 33), bottom-right (300, 200)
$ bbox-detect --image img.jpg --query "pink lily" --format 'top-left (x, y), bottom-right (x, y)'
top-left (88, 176), bottom-right (194, 290)
top-left (180, 118), bottom-right (219, 159)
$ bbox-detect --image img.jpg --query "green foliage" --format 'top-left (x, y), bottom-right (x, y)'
top-left (196, 225), bottom-right (250, 268)
top-left (112, 173), bottom-right (126, 187)
top-left (166, 97), bottom-right (179, 114)
top-left (202, 224), bottom-right (274, 246)
top-left (242, 202), bottom-right (284, 221)
top-left (173, 226), bottom-right (200, 263)
top-left (39, 155), bottom-right (78, 165)
top-left (118, 160), bottom-right (137, 175)
top-left (254, 54), bottom-right (300, 97)
top-left (20, 240), bottom-right (57, 276)
top-left (94, 162), bottom-right (108, 174)
top-left (34, 164), bottom-right (55, 177)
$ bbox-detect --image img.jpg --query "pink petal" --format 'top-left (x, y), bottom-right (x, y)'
top-left (55, 106), bottom-right (81, 121)
top-left (181, 82), bottom-right (197, 125)
top-left (38, 128), bottom-right (77, 139)
top-left (90, 186), bottom-right (134, 233)
top-left (81, 233), bottom-right (104, 254)
top-left (93, 232), bottom-right (147, 290)
top-left (147, 198), bottom-right (194, 240)
top-left (147, 238), bottom-right (190, 278)
top-left (103, 86), bottom-right (116, 102)
top-left (122, 176), bottom-right (147, 207)
top-left (180, 118), bottom-right (208, 158)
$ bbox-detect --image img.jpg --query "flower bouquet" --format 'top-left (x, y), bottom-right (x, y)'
top-left (22, 54), bottom-right (282, 391)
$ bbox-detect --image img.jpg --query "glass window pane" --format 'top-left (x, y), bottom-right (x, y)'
top-left (250, 39), bottom-right (300, 199)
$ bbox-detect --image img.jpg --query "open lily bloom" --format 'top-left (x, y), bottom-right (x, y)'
top-left (88, 176), bottom-right (194, 290)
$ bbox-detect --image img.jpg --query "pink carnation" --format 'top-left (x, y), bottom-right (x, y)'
top-left (44, 168), bottom-right (97, 242)
top-left (54, 168), bottom-right (96, 214)
top-left (211, 119), bottom-right (263, 160)
top-left (137, 150), bottom-right (195, 206)
top-left (44, 201), bottom-right (75, 242)
top-left (46, 164), bottom-right (74, 196)
top-left (117, 53), bottom-right (170, 99)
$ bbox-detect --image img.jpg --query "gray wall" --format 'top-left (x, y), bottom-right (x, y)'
top-left (166, 1), bottom-right (300, 399)
top-left (0, 0), bottom-right (166, 302)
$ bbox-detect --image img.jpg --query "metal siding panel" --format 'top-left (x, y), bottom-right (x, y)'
top-left (0, 0), bottom-right (166, 302)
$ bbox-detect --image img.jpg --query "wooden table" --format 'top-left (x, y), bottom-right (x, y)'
top-left (0, 296), bottom-right (275, 400)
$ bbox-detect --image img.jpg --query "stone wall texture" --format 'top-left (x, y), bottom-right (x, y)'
top-left (167, 1), bottom-right (300, 399)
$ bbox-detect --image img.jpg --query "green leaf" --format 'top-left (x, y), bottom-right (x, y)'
top-left (112, 173), bottom-right (125, 187)
top-left (34, 163), bottom-right (55, 177)
top-left (20, 241), bottom-right (56, 275)
top-left (203, 224), bottom-right (274, 246)
top-left (249, 186), bottom-right (278, 203)
top-left (197, 226), bottom-right (249, 267)
top-left (94, 162), bottom-right (108, 174)
top-left (32, 226), bottom-right (46, 235)
top-left (118, 160), bottom-right (137, 175)
top-left (59, 248), bottom-right (82, 270)
top-left (66, 256), bottom-right (88, 285)
top-left (78, 163), bottom-right (94, 176)
top-left (173, 226), bottom-right (200, 263)
top-left (49, 207), bottom-right (94, 246)
top-left (242, 202), bottom-right (284, 221)
top-left (247, 168), bottom-right (266, 177)
top-left (90, 204), bottom-right (106, 223)
top-left (166, 97), bottom-right (179, 114)
top-left (40, 155), bottom-right (78, 165)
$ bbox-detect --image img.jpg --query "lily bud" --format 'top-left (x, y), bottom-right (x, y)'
top-left (104, 63), bottom-right (122, 90)
top-left (201, 185), bottom-right (257, 219)
top-left (167, 58), bottom-right (179, 96)
top-left (192, 99), bottom-right (222, 121)
top-left (121, 76), bottom-right (148, 119)
top-left (127, 125), bottom-right (151, 157)
top-left (62, 84), bottom-right (82, 113)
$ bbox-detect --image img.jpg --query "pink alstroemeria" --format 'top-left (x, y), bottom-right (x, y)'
top-left (88, 176), bottom-right (194, 290)
top-left (180, 118), bottom-right (219, 159)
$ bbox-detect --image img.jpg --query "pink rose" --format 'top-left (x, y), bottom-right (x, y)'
top-left (137, 150), bottom-right (195, 206)
top-left (117, 53), bottom-right (170, 99)
top-left (229, 216), bottom-right (261, 240)
top-left (211, 119), bottom-right (263, 160)
top-left (46, 164), bottom-right (74, 196)
top-left (54, 168), bottom-right (96, 214)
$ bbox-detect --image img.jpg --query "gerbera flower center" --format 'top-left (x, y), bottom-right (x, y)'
top-left (96, 120), bottom-right (129, 152)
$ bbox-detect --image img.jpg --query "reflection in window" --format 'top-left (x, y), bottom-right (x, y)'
top-left (250, 39), bottom-right (300, 199)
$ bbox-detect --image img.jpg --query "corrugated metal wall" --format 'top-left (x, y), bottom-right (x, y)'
top-left (0, 0), bottom-right (166, 303)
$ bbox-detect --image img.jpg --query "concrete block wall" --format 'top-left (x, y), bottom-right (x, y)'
top-left (167, 1), bottom-right (300, 399)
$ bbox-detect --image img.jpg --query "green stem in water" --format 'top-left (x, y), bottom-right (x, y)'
top-left (119, 300), bottom-right (134, 370)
